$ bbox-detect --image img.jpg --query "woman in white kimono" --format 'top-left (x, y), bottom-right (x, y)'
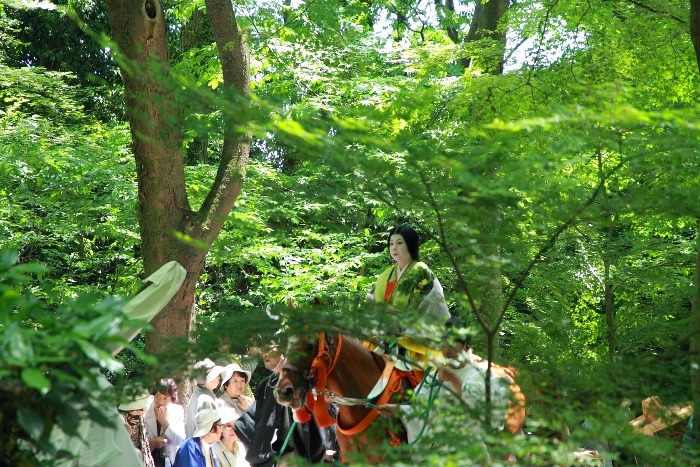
top-left (366, 224), bottom-right (450, 367)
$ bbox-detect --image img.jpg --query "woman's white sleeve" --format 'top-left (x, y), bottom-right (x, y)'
top-left (418, 278), bottom-right (450, 324)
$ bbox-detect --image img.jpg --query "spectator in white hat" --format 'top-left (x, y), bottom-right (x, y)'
top-left (218, 363), bottom-right (254, 420)
top-left (186, 359), bottom-right (226, 438)
top-left (213, 406), bottom-right (248, 467)
top-left (119, 386), bottom-right (156, 467)
top-left (174, 409), bottom-right (224, 466)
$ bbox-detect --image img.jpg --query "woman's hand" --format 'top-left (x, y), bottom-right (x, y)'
top-left (155, 405), bottom-right (169, 431)
top-left (437, 367), bottom-right (463, 394)
top-left (239, 396), bottom-right (251, 411)
top-left (149, 436), bottom-right (167, 449)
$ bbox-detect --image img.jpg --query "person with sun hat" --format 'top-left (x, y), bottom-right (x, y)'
top-left (174, 408), bottom-right (224, 466)
top-left (186, 358), bottom-right (227, 438)
top-left (119, 386), bottom-right (157, 467)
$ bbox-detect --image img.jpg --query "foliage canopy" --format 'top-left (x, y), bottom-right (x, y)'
top-left (1, 0), bottom-right (700, 463)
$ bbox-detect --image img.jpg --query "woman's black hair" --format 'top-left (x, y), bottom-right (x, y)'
top-left (151, 378), bottom-right (179, 403)
top-left (223, 371), bottom-right (250, 387)
top-left (388, 224), bottom-right (420, 261)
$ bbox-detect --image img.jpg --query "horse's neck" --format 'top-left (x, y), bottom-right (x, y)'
top-left (328, 336), bottom-right (385, 400)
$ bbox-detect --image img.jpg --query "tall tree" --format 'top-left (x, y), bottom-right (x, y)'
top-left (435, 0), bottom-right (510, 72)
top-left (687, 0), bottom-right (700, 446)
top-left (104, 0), bottom-right (250, 355)
top-left (433, 0), bottom-right (511, 353)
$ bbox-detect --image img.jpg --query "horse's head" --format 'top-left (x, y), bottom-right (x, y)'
top-left (274, 334), bottom-right (322, 410)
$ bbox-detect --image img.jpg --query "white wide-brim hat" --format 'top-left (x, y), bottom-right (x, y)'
top-left (193, 408), bottom-right (222, 437)
top-left (218, 405), bottom-right (239, 425)
top-left (194, 358), bottom-right (226, 386)
top-left (219, 363), bottom-right (252, 391)
top-left (118, 388), bottom-right (154, 412)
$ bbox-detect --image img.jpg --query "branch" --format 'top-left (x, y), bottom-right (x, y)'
top-left (195, 0), bottom-right (252, 242)
top-left (618, 0), bottom-right (687, 24)
top-left (414, 165), bottom-right (490, 332)
top-left (495, 161), bottom-right (626, 332)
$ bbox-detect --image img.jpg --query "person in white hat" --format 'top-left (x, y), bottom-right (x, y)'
top-left (218, 363), bottom-right (254, 420)
top-left (173, 408), bottom-right (224, 466)
top-left (186, 358), bottom-right (226, 438)
top-left (212, 406), bottom-right (248, 467)
top-left (119, 386), bottom-right (156, 467)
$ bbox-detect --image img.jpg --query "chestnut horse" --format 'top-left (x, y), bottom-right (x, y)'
top-left (274, 332), bottom-right (412, 462)
top-left (274, 332), bottom-right (527, 462)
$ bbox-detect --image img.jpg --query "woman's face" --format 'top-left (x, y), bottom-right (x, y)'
top-left (222, 422), bottom-right (239, 442)
top-left (224, 373), bottom-right (247, 398)
top-left (389, 234), bottom-right (412, 269)
top-left (154, 391), bottom-right (171, 408)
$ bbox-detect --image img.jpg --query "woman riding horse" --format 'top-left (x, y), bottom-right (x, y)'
top-left (366, 224), bottom-right (450, 368)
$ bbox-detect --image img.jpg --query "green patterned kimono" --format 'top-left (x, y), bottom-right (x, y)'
top-left (367, 260), bottom-right (450, 365)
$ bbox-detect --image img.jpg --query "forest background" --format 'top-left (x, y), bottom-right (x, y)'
top-left (1, 0), bottom-right (700, 464)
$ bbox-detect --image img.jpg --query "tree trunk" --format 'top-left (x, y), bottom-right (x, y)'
top-left (465, 0), bottom-right (510, 72)
top-left (691, 0), bottom-right (700, 71)
top-left (433, 0), bottom-right (511, 355)
top-left (105, 0), bottom-right (251, 355)
top-left (466, 0), bottom-right (510, 353)
top-left (690, 219), bottom-right (700, 445)
top-left (687, 1), bottom-right (700, 445)
top-left (598, 151), bottom-right (616, 362)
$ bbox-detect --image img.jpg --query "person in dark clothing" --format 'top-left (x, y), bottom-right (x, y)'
top-left (236, 339), bottom-right (335, 466)
top-left (234, 403), bottom-right (256, 450)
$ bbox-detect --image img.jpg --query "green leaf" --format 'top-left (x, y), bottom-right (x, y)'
top-left (5, 326), bottom-right (35, 365)
top-left (75, 338), bottom-right (124, 372)
top-left (17, 406), bottom-right (44, 441)
top-left (21, 367), bottom-right (51, 394)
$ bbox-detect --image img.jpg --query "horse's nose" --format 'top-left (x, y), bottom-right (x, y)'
top-left (280, 386), bottom-right (294, 399)
top-left (274, 383), bottom-right (295, 404)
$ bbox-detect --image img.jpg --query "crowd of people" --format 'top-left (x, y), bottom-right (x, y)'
top-left (117, 339), bottom-right (338, 467)
top-left (112, 223), bottom-right (523, 465)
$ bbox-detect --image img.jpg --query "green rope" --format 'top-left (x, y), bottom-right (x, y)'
top-left (366, 365), bottom-right (444, 446)
top-left (279, 419), bottom-right (297, 456)
top-left (407, 367), bottom-right (443, 445)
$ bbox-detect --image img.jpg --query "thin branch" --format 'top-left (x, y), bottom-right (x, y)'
top-left (414, 165), bottom-right (490, 332)
top-left (496, 160), bottom-right (627, 332)
top-left (617, 0), bottom-right (687, 24)
top-left (196, 0), bottom-right (251, 241)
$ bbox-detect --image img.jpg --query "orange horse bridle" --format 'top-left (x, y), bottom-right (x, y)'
top-left (283, 332), bottom-right (343, 427)
top-left (283, 332), bottom-right (403, 441)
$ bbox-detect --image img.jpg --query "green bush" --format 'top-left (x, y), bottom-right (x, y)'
top-left (0, 249), bottom-right (146, 465)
